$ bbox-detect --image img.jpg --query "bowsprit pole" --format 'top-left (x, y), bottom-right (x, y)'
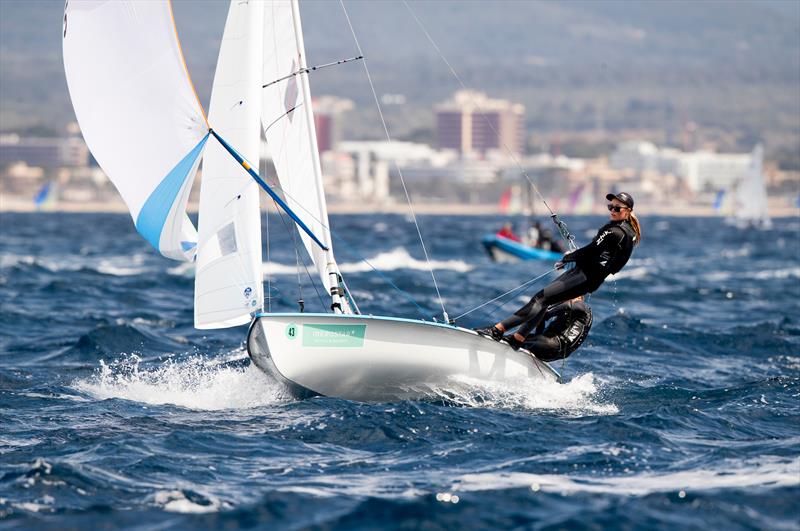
top-left (209, 129), bottom-right (329, 252)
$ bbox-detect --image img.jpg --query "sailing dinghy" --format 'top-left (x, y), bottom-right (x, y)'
top-left (63, 0), bottom-right (559, 402)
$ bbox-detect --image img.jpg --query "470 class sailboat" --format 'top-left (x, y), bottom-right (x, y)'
top-left (63, 0), bottom-right (559, 402)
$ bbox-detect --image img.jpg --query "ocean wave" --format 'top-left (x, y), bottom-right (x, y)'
top-left (702, 267), bottom-right (800, 282)
top-left (152, 489), bottom-right (230, 514)
top-left (451, 455), bottom-right (800, 496)
top-left (0, 253), bottom-right (150, 276)
top-left (73, 353), bottom-right (288, 410)
top-left (165, 247), bottom-right (474, 280)
top-left (338, 247), bottom-right (473, 273)
top-left (609, 266), bottom-right (650, 280)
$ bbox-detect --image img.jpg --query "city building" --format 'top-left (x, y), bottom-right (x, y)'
top-left (435, 90), bottom-right (525, 157)
top-left (312, 96), bottom-right (354, 153)
top-left (610, 140), bottom-right (756, 192)
top-left (0, 134), bottom-right (89, 168)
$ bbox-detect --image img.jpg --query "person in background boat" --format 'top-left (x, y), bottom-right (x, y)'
top-left (525, 221), bottom-right (541, 247)
top-left (506, 296), bottom-right (592, 360)
top-left (525, 221), bottom-right (565, 253)
top-left (497, 222), bottom-right (521, 242)
top-left (476, 192), bottom-right (640, 344)
top-left (540, 226), bottom-right (566, 253)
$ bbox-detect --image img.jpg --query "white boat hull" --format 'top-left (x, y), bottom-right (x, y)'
top-left (247, 313), bottom-right (559, 401)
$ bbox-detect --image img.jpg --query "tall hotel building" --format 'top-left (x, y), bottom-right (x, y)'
top-left (435, 90), bottom-right (525, 157)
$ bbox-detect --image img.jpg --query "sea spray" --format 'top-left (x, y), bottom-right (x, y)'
top-left (75, 353), bottom-right (288, 410)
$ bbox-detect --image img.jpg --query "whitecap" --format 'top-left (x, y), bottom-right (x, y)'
top-left (608, 266), bottom-right (649, 281)
top-left (338, 247), bottom-right (473, 273)
top-left (0, 252), bottom-right (149, 276)
top-left (450, 455), bottom-right (800, 496)
top-left (153, 490), bottom-right (229, 514)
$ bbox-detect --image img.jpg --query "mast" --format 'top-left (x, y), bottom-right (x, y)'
top-left (289, 0), bottom-right (350, 313)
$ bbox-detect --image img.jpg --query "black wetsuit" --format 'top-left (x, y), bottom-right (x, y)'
top-left (522, 300), bottom-right (592, 362)
top-left (500, 219), bottom-right (636, 337)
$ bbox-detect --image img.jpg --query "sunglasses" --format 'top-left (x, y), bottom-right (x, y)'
top-left (607, 204), bottom-right (629, 213)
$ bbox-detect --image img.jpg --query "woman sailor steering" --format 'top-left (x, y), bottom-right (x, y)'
top-left (477, 192), bottom-right (641, 347)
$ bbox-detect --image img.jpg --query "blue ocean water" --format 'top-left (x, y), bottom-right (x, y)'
top-left (1, 212), bottom-right (798, 529)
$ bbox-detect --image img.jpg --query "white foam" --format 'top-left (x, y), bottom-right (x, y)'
top-left (153, 490), bottom-right (228, 513)
top-left (167, 262), bottom-right (194, 277)
top-left (74, 353), bottom-right (288, 410)
top-left (263, 261), bottom-right (308, 276)
top-left (0, 252), bottom-right (149, 276)
top-left (426, 372), bottom-right (617, 415)
top-left (702, 267), bottom-right (800, 282)
top-left (609, 266), bottom-right (649, 280)
top-left (338, 247), bottom-right (473, 273)
top-left (451, 455), bottom-right (800, 496)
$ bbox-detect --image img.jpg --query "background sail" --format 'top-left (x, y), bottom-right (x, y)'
top-left (194, 0), bottom-right (265, 329)
top-left (260, 0), bottom-right (337, 295)
top-left (62, 0), bottom-right (209, 261)
top-left (734, 144), bottom-right (772, 228)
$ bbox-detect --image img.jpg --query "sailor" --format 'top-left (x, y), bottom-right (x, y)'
top-left (507, 296), bottom-right (592, 360)
top-left (497, 221), bottom-right (521, 242)
top-left (525, 221), bottom-right (541, 247)
top-left (477, 192), bottom-right (640, 344)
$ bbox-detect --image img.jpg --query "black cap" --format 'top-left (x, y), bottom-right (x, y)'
top-left (606, 192), bottom-right (634, 210)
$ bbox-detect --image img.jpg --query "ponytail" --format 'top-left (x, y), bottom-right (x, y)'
top-left (628, 211), bottom-right (642, 246)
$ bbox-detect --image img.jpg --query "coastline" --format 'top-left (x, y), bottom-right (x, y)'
top-left (1, 196), bottom-right (797, 218)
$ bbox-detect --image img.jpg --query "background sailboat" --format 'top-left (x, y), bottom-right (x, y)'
top-left (729, 144), bottom-right (772, 229)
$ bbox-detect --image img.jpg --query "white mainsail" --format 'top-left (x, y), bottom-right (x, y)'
top-left (62, 0), bottom-right (209, 261)
top-left (260, 0), bottom-right (348, 309)
top-left (194, 0), bottom-right (265, 329)
top-left (733, 144), bottom-right (772, 228)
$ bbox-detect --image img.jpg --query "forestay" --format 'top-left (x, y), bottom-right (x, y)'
top-left (260, 0), bottom-right (345, 302)
top-left (195, 0), bottom-right (265, 329)
top-left (62, 0), bottom-right (209, 261)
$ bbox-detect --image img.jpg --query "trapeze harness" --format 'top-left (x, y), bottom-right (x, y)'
top-left (521, 299), bottom-right (592, 362)
top-left (499, 219), bottom-right (636, 338)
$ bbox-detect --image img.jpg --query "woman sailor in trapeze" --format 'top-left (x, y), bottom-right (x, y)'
top-left (477, 192), bottom-right (641, 349)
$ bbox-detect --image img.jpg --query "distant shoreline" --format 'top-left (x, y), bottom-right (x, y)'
top-left (1, 197), bottom-right (798, 218)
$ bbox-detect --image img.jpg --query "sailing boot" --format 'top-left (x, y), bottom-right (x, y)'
top-left (474, 326), bottom-right (504, 342)
top-left (505, 334), bottom-right (524, 351)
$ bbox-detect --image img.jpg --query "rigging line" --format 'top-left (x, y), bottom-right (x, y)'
top-left (453, 268), bottom-right (556, 321)
top-left (272, 202), bottom-right (328, 312)
top-left (338, 0), bottom-right (448, 321)
top-left (240, 163), bottom-right (419, 316)
top-left (401, 0), bottom-right (576, 252)
top-left (261, 55), bottom-right (364, 89)
top-left (236, 148), bottom-right (426, 318)
top-left (291, 219), bottom-right (304, 309)
top-left (328, 226), bottom-right (434, 320)
top-left (263, 103), bottom-right (303, 135)
top-left (266, 201), bottom-right (271, 312)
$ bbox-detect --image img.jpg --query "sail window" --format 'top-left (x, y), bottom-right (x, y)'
top-left (217, 222), bottom-right (238, 256)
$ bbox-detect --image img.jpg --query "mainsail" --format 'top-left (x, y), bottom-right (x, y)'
top-left (194, 0), bottom-right (265, 329)
top-left (62, 0), bottom-right (209, 261)
top-left (260, 0), bottom-right (348, 309)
